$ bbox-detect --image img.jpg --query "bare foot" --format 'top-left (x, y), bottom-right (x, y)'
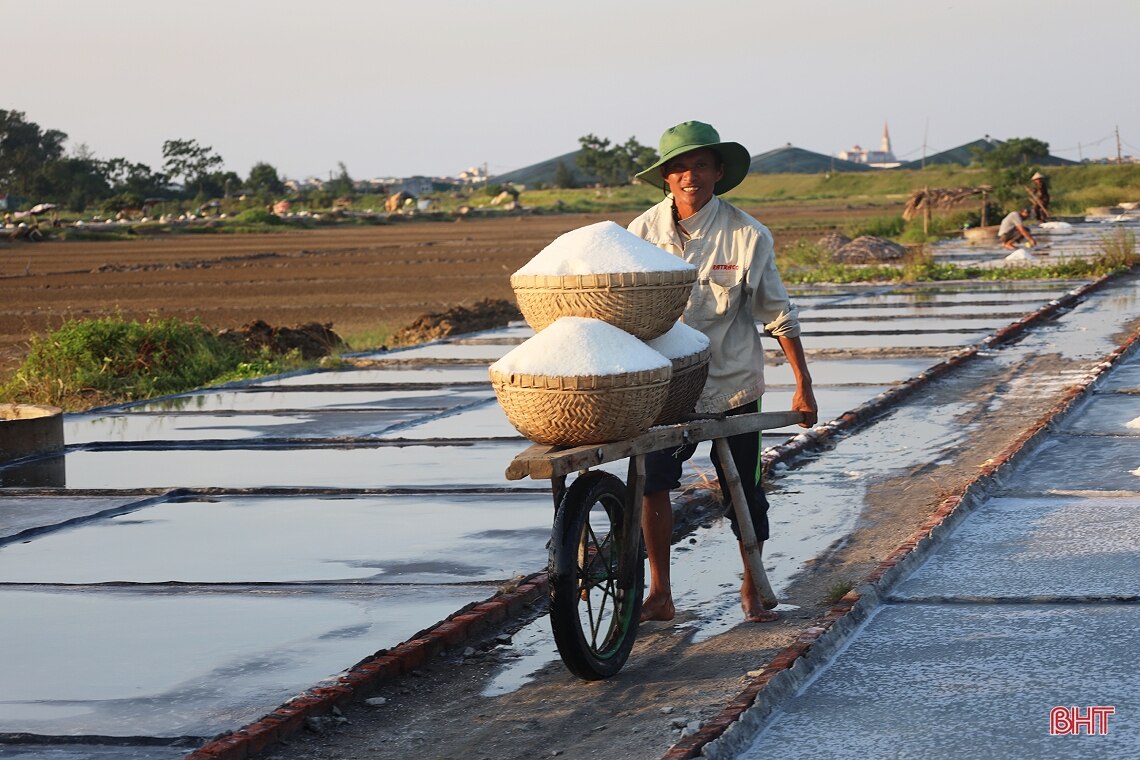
top-left (640, 594), bottom-right (675, 622)
top-left (743, 607), bottom-right (779, 623)
top-left (741, 587), bottom-right (779, 622)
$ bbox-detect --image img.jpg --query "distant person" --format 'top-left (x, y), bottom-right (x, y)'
top-left (999, 208), bottom-right (1037, 250)
top-left (1027, 171), bottom-right (1050, 221)
top-left (628, 120), bottom-right (817, 624)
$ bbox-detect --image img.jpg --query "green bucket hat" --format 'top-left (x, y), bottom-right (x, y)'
top-left (635, 121), bottom-right (752, 196)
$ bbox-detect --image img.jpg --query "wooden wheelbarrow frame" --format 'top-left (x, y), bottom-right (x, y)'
top-left (506, 410), bottom-right (808, 609)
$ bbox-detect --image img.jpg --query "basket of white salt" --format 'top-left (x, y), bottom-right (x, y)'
top-left (489, 316), bottom-right (672, 446)
top-left (646, 322), bottom-right (711, 425)
top-left (511, 221), bottom-right (697, 340)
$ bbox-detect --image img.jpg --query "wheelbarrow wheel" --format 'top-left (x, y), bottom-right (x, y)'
top-left (549, 471), bottom-right (643, 680)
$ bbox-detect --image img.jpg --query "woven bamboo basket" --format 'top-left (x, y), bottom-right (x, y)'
top-left (652, 348), bottom-right (710, 426)
top-left (510, 270), bottom-right (696, 340)
top-left (489, 365), bottom-right (671, 446)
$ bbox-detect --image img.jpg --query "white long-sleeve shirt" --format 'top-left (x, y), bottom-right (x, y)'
top-left (627, 196), bottom-right (800, 413)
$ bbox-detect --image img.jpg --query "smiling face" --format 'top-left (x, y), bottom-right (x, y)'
top-left (660, 147), bottom-right (724, 218)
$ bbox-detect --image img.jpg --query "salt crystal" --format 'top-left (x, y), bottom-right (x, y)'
top-left (514, 221), bottom-right (695, 276)
top-left (646, 321), bottom-right (710, 360)
top-left (490, 317), bottom-right (670, 376)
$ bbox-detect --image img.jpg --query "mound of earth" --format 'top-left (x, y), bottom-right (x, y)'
top-left (816, 231), bottom-right (852, 254)
top-left (394, 298), bottom-right (522, 345)
top-left (219, 320), bottom-right (345, 360)
top-left (833, 235), bottom-right (909, 264)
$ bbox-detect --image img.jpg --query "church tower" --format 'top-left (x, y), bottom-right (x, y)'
top-left (881, 122), bottom-right (892, 154)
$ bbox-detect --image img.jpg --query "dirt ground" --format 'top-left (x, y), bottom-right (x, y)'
top-left (0, 202), bottom-right (893, 377)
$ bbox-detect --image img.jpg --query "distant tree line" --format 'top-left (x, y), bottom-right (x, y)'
top-left (0, 109), bottom-right (305, 213)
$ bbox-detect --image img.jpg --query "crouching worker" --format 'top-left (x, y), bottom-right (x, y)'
top-left (627, 121), bottom-right (817, 623)
top-left (999, 208), bottom-right (1037, 250)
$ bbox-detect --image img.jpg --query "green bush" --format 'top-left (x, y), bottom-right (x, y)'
top-left (233, 207), bottom-right (284, 225)
top-left (845, 215), bottom-right (905, 238)
top-left (0, 316), bottom-right (306, 410)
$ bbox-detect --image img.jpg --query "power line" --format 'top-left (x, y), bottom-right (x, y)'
top-left (1052, 133), bottom-right (1116, 154)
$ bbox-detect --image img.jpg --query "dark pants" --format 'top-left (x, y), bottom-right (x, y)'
top-left (643, 401), bottom-right (770, 542)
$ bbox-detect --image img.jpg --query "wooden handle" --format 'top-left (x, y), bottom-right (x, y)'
top-left (713, 438), bottom-right (778, 609)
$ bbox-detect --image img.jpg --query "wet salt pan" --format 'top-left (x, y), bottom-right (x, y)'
top-left (647, 321), bottom-right (710, 360)
top-left (514, 221), bottom-right (695, 276)
top-left (490, 317), bottom-right (670, 376)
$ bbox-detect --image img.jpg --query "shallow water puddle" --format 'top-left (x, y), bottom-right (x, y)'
top-left (1, 442), bottom-right (534, 490)
top-left (65, 409), bottom-right (435, 443)
top-left (0, 585), bottom-right (495, 736)
top-left (127, 387), bottom-right (488, 413)
top-left (0, 494), bottom-right (552, 584)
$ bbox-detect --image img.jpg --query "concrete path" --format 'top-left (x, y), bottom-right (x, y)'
top-left (706, 333), bottom-right (1140, 759)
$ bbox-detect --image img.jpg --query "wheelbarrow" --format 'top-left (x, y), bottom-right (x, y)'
top-left (505, 410), bottom-right (807, 680)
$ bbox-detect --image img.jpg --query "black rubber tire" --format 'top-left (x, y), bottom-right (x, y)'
top-left (548, 471), bottom-right (644, 680)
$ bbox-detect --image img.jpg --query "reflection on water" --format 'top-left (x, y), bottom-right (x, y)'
top-left (0, 455), bottom-right (65, 487)
top-left (0, 494), bottom-right (553, 584)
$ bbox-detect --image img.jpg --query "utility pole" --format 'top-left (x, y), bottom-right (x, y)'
top-left (1116, 125), bottom-right (1123, 163)
top-left (921, 118), bottom-right (929, 169)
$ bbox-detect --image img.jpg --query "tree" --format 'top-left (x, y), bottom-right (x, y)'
top-left (29, 158), bottom-right (110, 211)
top-left (552, 160), bottom-right (577, 189)
top-left (576, 134), bottom-right (657, 186)
top-left (972, 137), bottom-right (1051, 171)
top-left (247, 161), bottom-right (285, 197)
top-left (162, 138), bottom-right (224, 196)
top-left (970, 137), bottom-right (1052, 205)
top-left (103, 158), bottom-right (168, 199)
top-left (196, 170), bottom-right (242, 201)
top-left (326, 161), bottom-right (354, 198)
top-left (0, 109), bottom-right (67, 196)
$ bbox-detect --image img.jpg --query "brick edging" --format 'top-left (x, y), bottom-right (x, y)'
top-left (664, 273), bottom-right (1139, 759)
top-left (185, 571), bottom-right (549, 760)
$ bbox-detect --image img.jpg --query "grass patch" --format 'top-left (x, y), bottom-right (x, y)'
top-left (0, 316), bottom-right (314, 411)
top-left (825, 580), bottom-right (856, 604)
top-left (341, 325), bottom-right (395, 352)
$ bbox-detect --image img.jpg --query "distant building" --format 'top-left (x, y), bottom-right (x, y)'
top-left (838, 122), bottom-right (900, 168)
top-left (396, 176), bottom-right (435, 196)
top-left (456, 164), bottom-right (491, 185)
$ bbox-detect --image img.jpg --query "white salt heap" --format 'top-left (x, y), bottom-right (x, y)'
top-left (1126, 416), bottom-right (1140, 430)
top-left (647, 321), bottom-right (711, 360)
top-left (514, 221), bottom-right (695, 276)
top-left (491, 317), bottom-right (670, 377)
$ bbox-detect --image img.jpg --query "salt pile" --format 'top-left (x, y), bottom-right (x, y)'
top-left (514, 221), bottom-right (695, 276)
top-left (490, 317), bottom-right (670, 377)
top-left (647, 322), bottom-right (710, 360)
top-left (1039, 221), bottom-right (1074, 234)
top-left (1004, 249), bottom-right (1034, 262)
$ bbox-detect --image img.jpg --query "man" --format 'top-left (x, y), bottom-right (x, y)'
top-left (628, 121), bottom-right (817, 623)
top-left (998, 207), bottom-right (1037, 250)
top-left (1028, 171), bottom-right (1050, 222)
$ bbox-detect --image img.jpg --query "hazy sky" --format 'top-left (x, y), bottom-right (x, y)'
top-left (7, 0), bottom-right (1138, 181)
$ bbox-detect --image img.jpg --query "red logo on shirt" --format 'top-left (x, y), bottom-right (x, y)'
top-left (711, 264), bottom-right (739, 270)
